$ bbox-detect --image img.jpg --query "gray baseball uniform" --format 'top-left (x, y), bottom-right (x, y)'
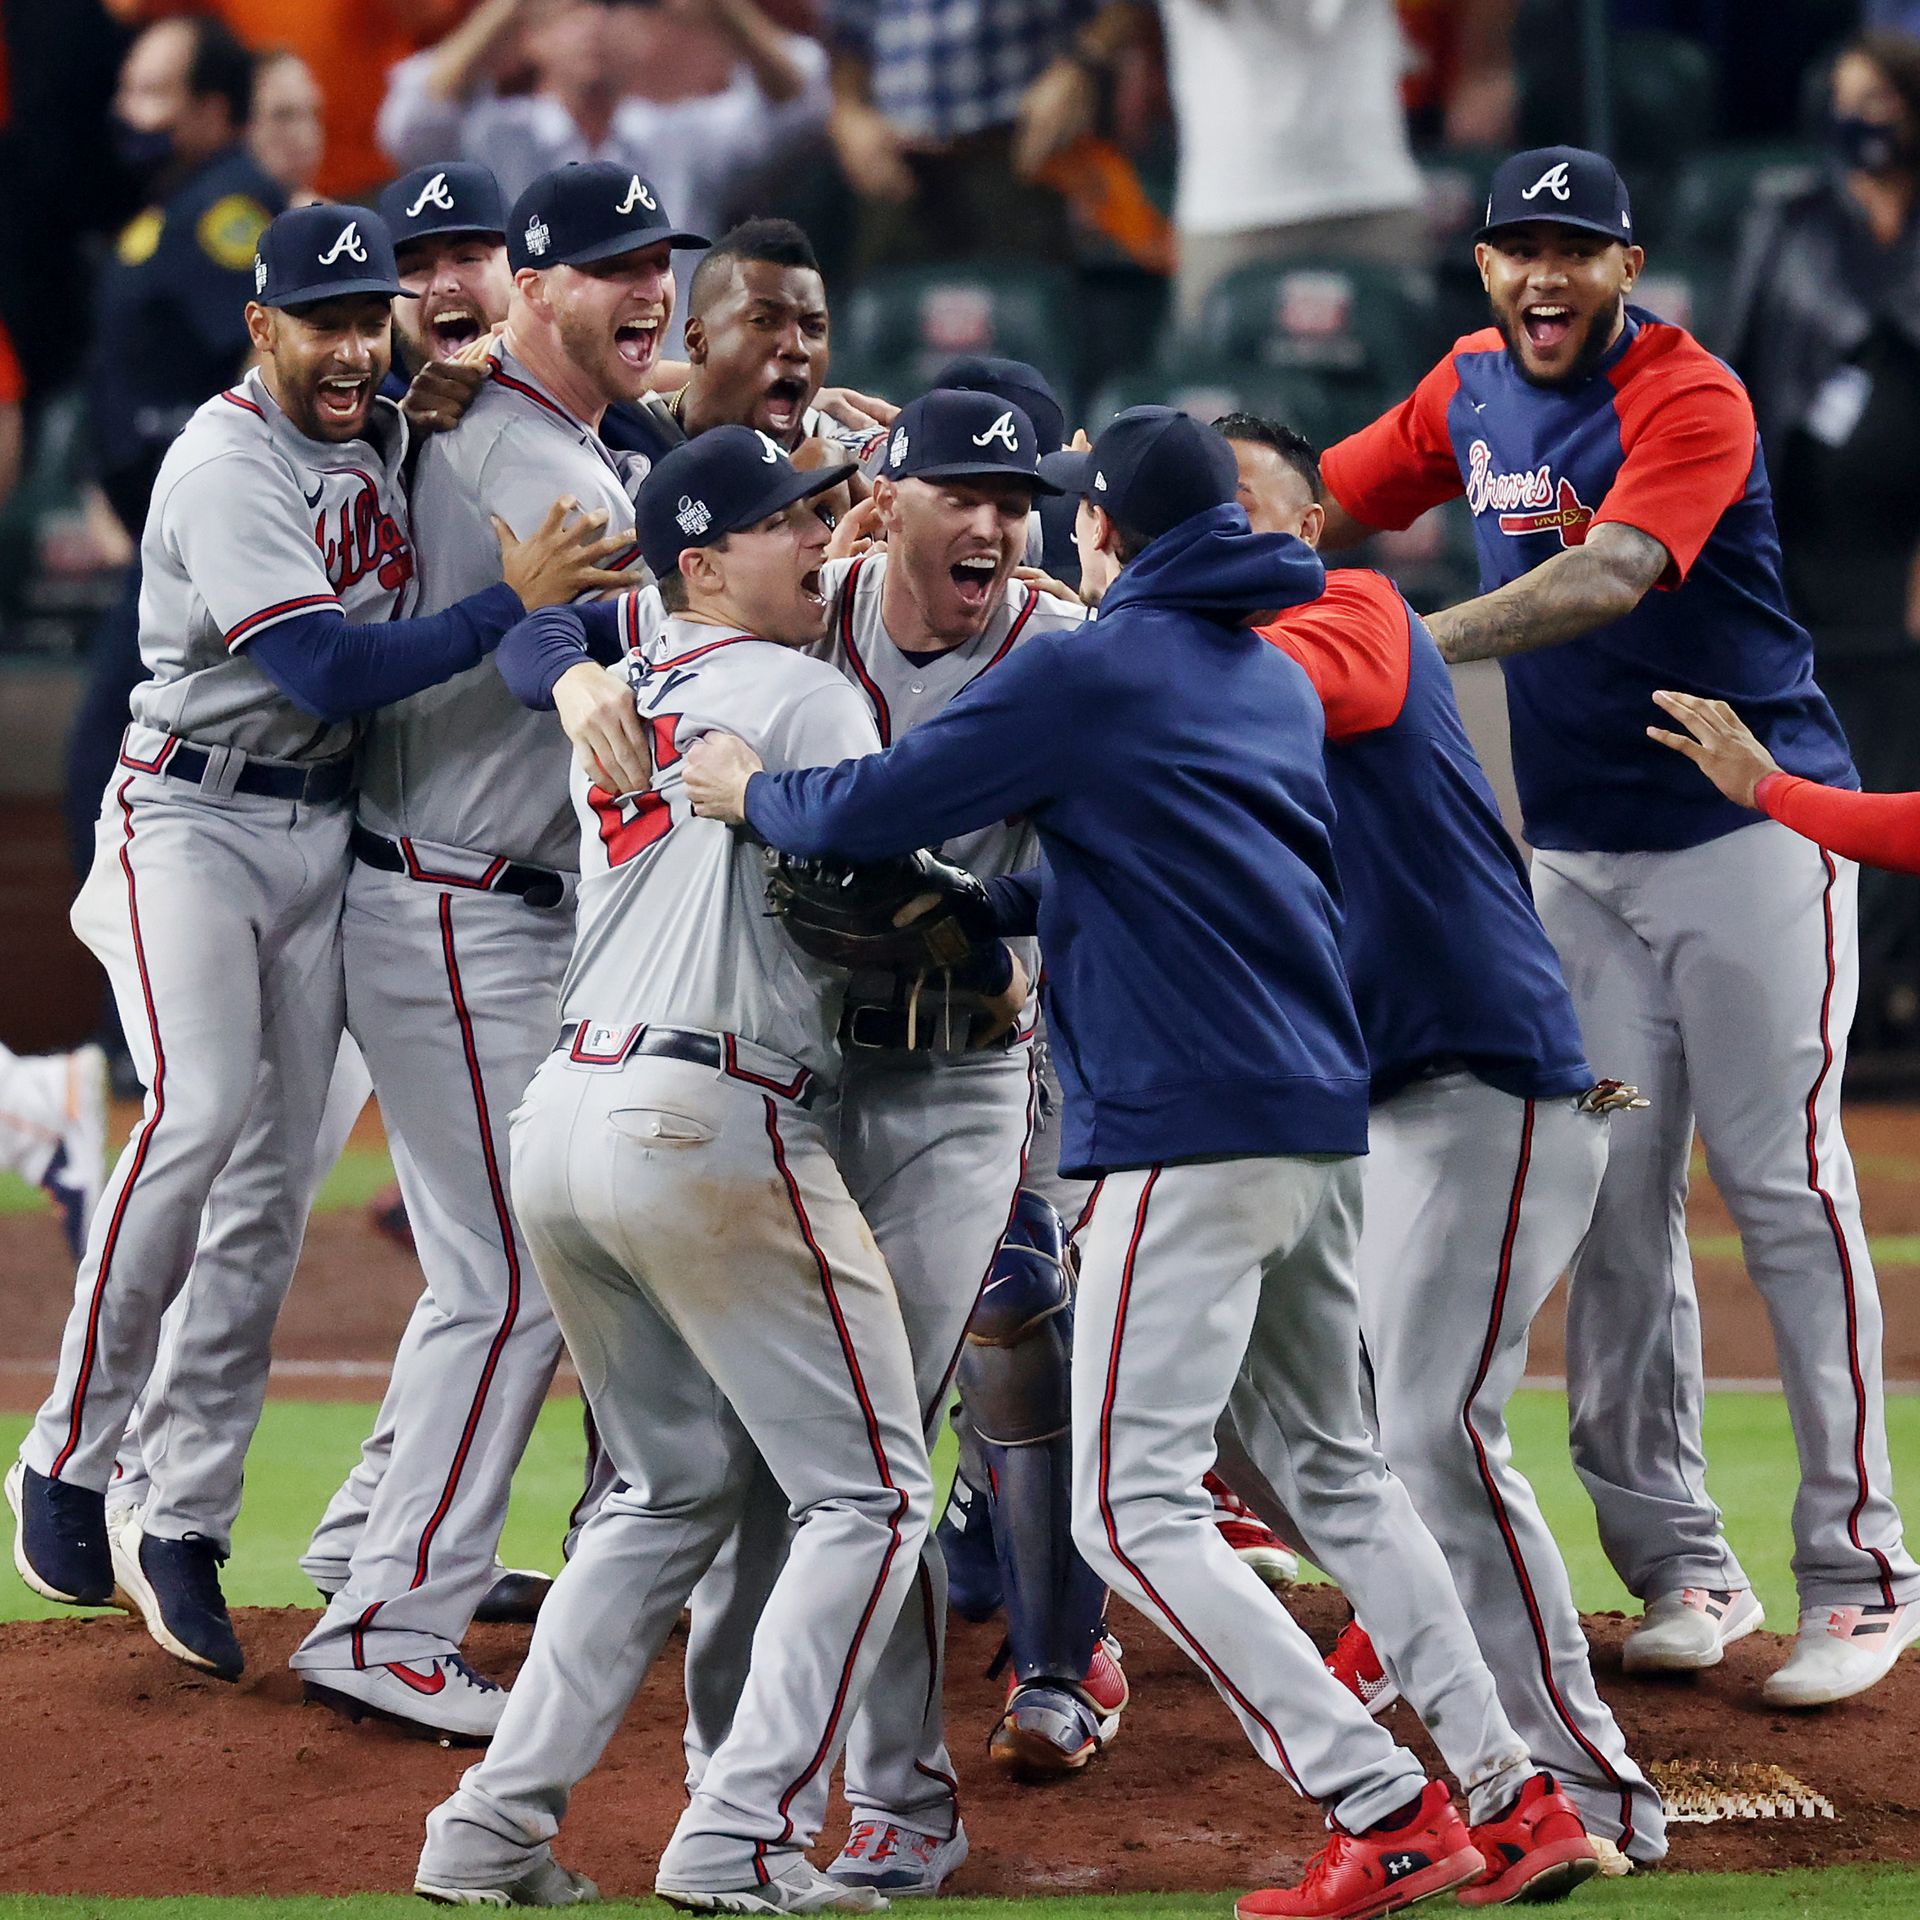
top-left (24, 370), bottom-right (401, 1502)
top-left (292, 346), bottom-right (643, 1677)
top-left (421, 622), bottom-right (933, 1897)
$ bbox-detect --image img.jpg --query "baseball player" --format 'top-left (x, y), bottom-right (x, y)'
top-left (288, 163), bottom-right (686, 1741)
top-left (0, 1042), bottom-right (105, 1260)
top-left (6, 204), bottom-right (617, 1668)
top-left (683, 408), bottom-right (1587, 1920)
top-left (1317, 145), bottom-right (1920, 1707)
top-left (1219, 412), bottom-right (1662, 1873)
top-left (415, 427), bottom-right (935, 1914)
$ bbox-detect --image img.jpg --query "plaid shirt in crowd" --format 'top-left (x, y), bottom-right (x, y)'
top-left (827, 0), bottom-right (1097, 143)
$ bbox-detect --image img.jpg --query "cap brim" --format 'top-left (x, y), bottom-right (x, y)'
top-left (1476, 213), bottom-right (1633, 245)
top-left (271, 278), bottom-right (407, 308)
top-left (716, 460), bottom-right (858, 536)
top-left (392, 219), bottom-right (506, 247)
top-left (1037, 448), bottom-right (1097, 496)
top-left (560, 225), bottom-right (712, 266)
top-left (900, 458), bottom-right (1062, 496)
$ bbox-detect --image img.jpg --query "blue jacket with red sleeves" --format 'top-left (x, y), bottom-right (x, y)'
top-left (1321, 306), bottom-right (1855, 854)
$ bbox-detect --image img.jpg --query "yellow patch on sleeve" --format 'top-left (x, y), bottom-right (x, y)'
top-left (116, 209), bottom-right (164, 267)
top-left (197, 194), bottom-right (273, 272)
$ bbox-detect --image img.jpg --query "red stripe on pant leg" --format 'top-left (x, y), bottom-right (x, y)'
top-left (51, 779), bottom-right (169, 1480)
top-left (1804, 853), bottom-right (1897, 1605)
top-left (1093, 1169), bottom-right (1304, 1792)
top-left (1459, 1099), bottom-right (1637, 1850)
top-left (351, 894), bottom-right (525, 1661)
top-left (765, 1099), bottom-right (910, 1841)
top-left (922, 1054), bottom-right (1039, 1435)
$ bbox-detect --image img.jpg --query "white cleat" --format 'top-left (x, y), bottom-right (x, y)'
top-left (1621, 1586), bottom-right (1763, 1672)
top-left (1762, 1600), bottom-right (1920, 1708)
top-left (302, 1651), bottom-right (506, 1744)
top-left (414, 1858), bottom-right (600, 1907)
top-left (656, 1859), bottom-right (890, 1914)
top-left (827, 1819), bottom-right (968, 1899)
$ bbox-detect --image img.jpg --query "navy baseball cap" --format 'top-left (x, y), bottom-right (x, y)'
top-left (879, 388), bottom-right (1062, 493)
top-left (253, 204), bottom-right (406, 309)
top-left (637, 426), bottom-right (854, 578)
top-left (378, 163), bottom-right (507, 248)
top-left (1477, 146), bottom-right (1634, 246)
top-left (508, 163), bottom-right (709, 273)
top-left (1039, 406), bottom-right (1238, 542)
top-left (933, 356), bottom-right (1066, 456)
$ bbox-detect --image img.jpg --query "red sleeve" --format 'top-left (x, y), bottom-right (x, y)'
top-left (1319, 338), bottom-right (1484, 532)
top-left (1259, 571), bottom-right (1412, 741)
top-left (1756, 772), bottom-right (1920, 875)
top-left (1595, 337), bottom-right (1756, 587)
top-left (0, 319), bottom-right (21, 408)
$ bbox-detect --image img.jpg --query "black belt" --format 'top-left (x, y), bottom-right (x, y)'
top-left (351, 825), bottom-right (568, 910)
top-left (554, 1020), bottom-right (819, 1107)
top-left (125, 741), bottom-right (354, 805)
top-left (842, 1002), bottom-right (1018, 1054)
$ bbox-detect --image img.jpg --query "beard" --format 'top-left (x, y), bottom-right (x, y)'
top-left (1495, 295), bottom-right (1625, 389)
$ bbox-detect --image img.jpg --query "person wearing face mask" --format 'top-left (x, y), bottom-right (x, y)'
top-left (1724, 29), bottom-right (1920, 1058)
top-left (64, 16), bottom-right (285, 1018)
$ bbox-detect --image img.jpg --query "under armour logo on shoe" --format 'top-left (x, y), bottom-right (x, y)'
top-left (971, 410), bottom-right (1021, 452)
top-left (406, 171), bottom-right (456, 218)
top-left (1520, 162), bottom-right (1572, 203)
top-left (319, 220), bottom-right (368, 265)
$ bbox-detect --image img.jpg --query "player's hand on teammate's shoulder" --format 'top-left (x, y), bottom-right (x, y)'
top-left (1646, 689), bottom-right (1780, 810)
top-left (683, 731), bottom-right (765, 825)
top-left (493, 497), bottom-right (638, 610)
top-left (815, 385), bottom-right (900, 431)
top-left (827, 494), bottom-right (882, 562)
top-left (1014, 563), bottom-right (1083, 606)
top-left (401, 359), bottom-right (488, 436)
top-left (555, 661), bottom-right (654, 797)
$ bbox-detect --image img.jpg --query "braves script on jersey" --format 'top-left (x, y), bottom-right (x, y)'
top-left (1320, 306), bottom-right (1855, 851)
top-left (359, 347), bottom-right (644, 871)
top-left (565, 620), bottom-right (881, 1077)
top-left (133, 366), bottom-right (414, 764)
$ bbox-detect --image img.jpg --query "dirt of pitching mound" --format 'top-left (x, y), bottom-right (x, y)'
top-left (2, 1587), bottom-right (1916, 1900)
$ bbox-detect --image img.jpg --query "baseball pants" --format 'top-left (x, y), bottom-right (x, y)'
top-left (420, 1046), bottom-right (930, 1894)
top-left (1354, 1074), bottom-right (1666, 1860)
top-left (110, 1035), bottom-right (373, 1541)
top-left (1534, 821), bottom-right (1920, 1610)
top-left (680, 1044), bottom-right (1036, 1838)
top-left (24, 760), bottom-right (349, 1496)
top-left (292, 854), bottom-right (571, 1674)
top-left (0, 1045), bottom-right (93, 1188)
top-left (1068, 1155), bottom-right (1517, 1831)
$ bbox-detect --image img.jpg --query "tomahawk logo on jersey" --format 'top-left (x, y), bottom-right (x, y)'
top-left (1320, 306), bottom-right (1856, 854)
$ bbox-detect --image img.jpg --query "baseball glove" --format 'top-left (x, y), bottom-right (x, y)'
top-left (765, 848), bottom-right (1001, 977)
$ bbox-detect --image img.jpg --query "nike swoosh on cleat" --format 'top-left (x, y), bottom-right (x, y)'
top-left (385, 1661), bottom-right (448, 1695)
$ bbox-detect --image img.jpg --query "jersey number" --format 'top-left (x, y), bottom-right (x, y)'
top-left (589, 713), bottom-right (683, 867)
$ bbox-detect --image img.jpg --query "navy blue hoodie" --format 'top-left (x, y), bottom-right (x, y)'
top-left (742, 503), bottom-right (1371, 1177)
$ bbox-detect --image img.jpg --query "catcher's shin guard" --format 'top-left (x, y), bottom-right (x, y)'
top-left (955, 1190), bottom-right (1107, 1688)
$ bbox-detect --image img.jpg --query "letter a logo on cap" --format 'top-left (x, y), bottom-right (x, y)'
top-left (615, 174), bottom-right (657, 215)
top-left (319, 219), bottom-right (368, 265)
top-left (406, 171), bottom-right (456, 218)
top-left (754, 431), bottom-right (782, 463)
top-left (971, 410), bottom-right (1021, 452)
top-left (1520, 162), bottom-right (1572, 204)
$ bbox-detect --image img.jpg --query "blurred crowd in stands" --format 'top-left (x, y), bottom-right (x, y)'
top-left (6, 0), bottom-right (1920, 1055)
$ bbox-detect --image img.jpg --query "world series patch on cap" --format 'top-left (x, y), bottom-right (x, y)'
top-left (1477, 145), bottom-right (1634, 246)
top-left (508, 163), bottom-right (709, 273)
top-left (253, 203), bottom-right (407, 309)
top-left (378, 163), bottom-right (508, 248)
top-left (637, 425), bottom-right (854, 578)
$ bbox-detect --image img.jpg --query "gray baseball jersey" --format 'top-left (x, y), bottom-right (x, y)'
top-left (563, 622), bottom-right (881, 1079)
top-left (357, 346), bottom-right (644, 870)
top-left (131, 366), bottom-right (414, 764)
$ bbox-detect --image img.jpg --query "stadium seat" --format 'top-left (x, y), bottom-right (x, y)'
top-left (1662, 143), bottom-right (1820, 258)
top-left (1633, 248), bottom-right (1731, 349)
top-left (1085, 364), bottom-right (1338, 449)
top-left (836, 264), bottom-right (1079, 405)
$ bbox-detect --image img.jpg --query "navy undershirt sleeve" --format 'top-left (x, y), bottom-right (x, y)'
top-left (245, 580), bottom-right (524, 724)
top-left (494, 600), bottom-right (627, 711)
top-left (985, 868), bottom-right (1043, 937)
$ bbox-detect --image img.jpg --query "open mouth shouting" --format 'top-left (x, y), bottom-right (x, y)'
top-left (1521, 302), bottom-right (1576, 354)
top-left (614, 317), bottom-right (661, 372)
top-left (761, 373), bottom-right (810, 440)
top-left (949, 551), bottom-right (1000, 613)
top-left (800, 564), bottom-right (826, 610)
top-left (314, 372), bottom-right (371, 428)
top-left (423, 300), bottom-right (486, 358)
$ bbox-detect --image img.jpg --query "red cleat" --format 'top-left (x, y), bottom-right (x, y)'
top-left (1327, 1618), bottom-right (1400, 1717)
top-left (1456, 1773), bottom-right (1600, 1907)
top-left (1084, 1630), bottom-right (1128, 1745)
top-left (1236, 1780), bottom-right (1483, 1920)
top-left (1206, 1470), bottom-right (1299, 1587)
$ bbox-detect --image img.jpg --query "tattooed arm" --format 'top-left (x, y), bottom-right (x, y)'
top-left (1425, 522), bottom-right (1671, 665)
